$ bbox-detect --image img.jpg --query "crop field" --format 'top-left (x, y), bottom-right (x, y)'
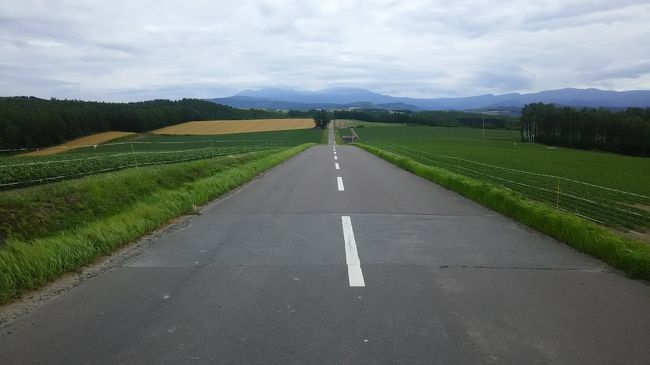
top-left (353, 125), bottom-right (650, 233)
top-left (152, 118), bottom-right (315, 135)
top-left (1, 129), bottom-right (321, 189)
top-left (335, 119), bottom-right (404, 129)
top-left (22, 131), bottom-right (135, 156)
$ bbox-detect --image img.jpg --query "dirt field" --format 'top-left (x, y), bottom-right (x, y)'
top-left (23, 131), bottom-right (135, 156)
top-left (151, 119), bottom-right (315, 135)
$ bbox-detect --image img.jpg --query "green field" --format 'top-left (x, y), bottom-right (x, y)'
top-left (70, 129), bottom-right (322, 154)
top-left (0, 129), bottom-right (321, 189)
top-left (352, 125), bottom-right (650, 232)
top-left (335, 119), bottom-right (404, 129)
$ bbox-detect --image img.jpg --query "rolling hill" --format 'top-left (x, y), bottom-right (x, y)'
top-left (209, 87), bottom-right (650, 111)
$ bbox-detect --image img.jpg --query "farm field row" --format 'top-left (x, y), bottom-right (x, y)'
top-left (1, 129), bottom-right (322, 189)
top-left (151, 118), bottom-right (315, 135)
top-left (22, 132), bottom-right (135, 156)
top-left (67, 129), bottom-right (322, 154)
top-left (334, 119), bottom-right (404, 129)
top-left (350, 125), bottom-right (650, 231)
top-left (4, 118), bottom-right (316, 158)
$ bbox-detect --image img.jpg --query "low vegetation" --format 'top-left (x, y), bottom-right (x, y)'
top-left (320, 128), bottom-right (329, 144)
top-left (1, 129), bottom-right (322, 189)
top-left (335, 119), bottom-right (404, 129)
top-left (0, 144), bottom-right (314, 303)
top-left (352, 125), bottom-right (650, 231)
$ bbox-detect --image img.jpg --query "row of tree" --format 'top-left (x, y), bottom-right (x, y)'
top-left (331, 109), bottom-right (519, 129)
top-left (521, 103), bottom-right (650, 156)
top-left (0, 97), bottom-right (291, 150)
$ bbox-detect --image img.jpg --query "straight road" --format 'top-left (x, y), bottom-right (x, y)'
top-left (1, 126), bottom-right (649, 364)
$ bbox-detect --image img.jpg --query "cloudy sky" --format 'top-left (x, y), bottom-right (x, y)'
top-left (1, 0), bottom-right (649, 101)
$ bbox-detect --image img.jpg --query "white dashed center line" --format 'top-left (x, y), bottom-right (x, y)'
top-left (341, 216), bottom-right (365, 287)
top-left (334, 156), bottom-right (338, 160)
top-left (335, 163), bottom-right (340, 170)
top-left (337, 176), bottom-right (345, 191)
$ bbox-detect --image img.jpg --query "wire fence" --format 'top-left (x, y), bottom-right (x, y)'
top-left (0, 140), bottom-right (296, 189)
top-left (362, 138), bottom-right (650, 233)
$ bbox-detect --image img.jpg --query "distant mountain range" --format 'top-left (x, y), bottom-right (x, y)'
top-left (208, 87), bottom-right (650, 112)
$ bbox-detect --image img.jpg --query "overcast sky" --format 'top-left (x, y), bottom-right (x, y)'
top-left (1, 0), bottom-right (649, 101)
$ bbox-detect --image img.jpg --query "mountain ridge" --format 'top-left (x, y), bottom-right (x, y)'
top-left (209, 87), bottom-right (650, 111)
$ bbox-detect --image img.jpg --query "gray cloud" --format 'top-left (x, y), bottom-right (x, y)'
top-left (0, 0), bottom-right (648, 101)
top-left (470, 71), bottom-right (532, 91)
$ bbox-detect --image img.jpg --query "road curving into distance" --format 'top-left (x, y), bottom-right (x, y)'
top-left (1, 125), bottom-right (649, 364)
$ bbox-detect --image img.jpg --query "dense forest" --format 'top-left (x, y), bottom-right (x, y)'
top-left (0, 97), bottom-right (289, 150)
top-left (331, 109), bottom-right (519, 129)
top-left (521, 103), bottom-right (650, 156)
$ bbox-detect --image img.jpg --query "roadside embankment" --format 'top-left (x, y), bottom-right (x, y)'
top-left (0, 144), bottom-right (314, 303)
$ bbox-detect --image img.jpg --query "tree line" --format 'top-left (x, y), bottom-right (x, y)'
top-left (331, 109), bottom-right (519, 129)
top-left (0, 97), bottom-right (290, 150)
top-left (521, 103), bottom-right (650, 156)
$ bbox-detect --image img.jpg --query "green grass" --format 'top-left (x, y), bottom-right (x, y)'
top-left (1, 129), bottom-right (322, 189)
top-left (355, 126), bottom-right (648, 193)
top-left (68, 129), bottom-right (323, 154)
top-left (334, 128), bottom-right (344, 145)
top-left (0, 144), bottom-right (314, 303)
top-left (355, 143), bottom-right (650, 281)
top-left (320, 128), bottom-right (329, 144)
top-left (335, 119), bottom-right (404, 129)
top-left (354, 125), bottom-right (650, 231)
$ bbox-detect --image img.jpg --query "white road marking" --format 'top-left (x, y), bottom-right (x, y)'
top-left (337, 176), bottom-right (344, 191)
top-left (335, 163), bottom-right (340, 170)
top-left (341, 216), bottom-right (365, 287)
top-left (334, 151), bottom-right (337, 155)
top-left (334, 156), bottom-right (338, 160)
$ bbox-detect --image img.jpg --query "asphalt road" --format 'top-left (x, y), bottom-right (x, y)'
top-left (1, 127), bottom-right (649, 364)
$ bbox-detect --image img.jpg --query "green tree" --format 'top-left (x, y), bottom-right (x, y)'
top-left (313, 110), bottom-right (332, 129)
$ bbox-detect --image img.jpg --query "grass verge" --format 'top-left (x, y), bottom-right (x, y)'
top-left (334, 128), bottom-right (344, 145)
top-left (0, 144), bottom-right (314, 303)
top-left (320, 128), bottom-right (329, 144)
top-left (355, 142), bottom-right (650, 281)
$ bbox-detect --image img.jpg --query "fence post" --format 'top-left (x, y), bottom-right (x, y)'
top-left (457, 158), bottom-right (461, 174)
top-left (210, 140), bottom-right (215, 157)
top-left (130, 143), bottom-right (139, 169)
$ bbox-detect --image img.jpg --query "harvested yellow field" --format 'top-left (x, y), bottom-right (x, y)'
top-left (151, 118), bottom-right (315, 135)
top-left (23, 131), bottom-right (135, 156)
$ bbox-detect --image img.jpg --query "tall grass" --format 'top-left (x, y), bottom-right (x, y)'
top-left (320, 128), bottom-right (329, 144)
top-left (355, 143), bottom-right (650, 281)
top-left (0, 144), bottom-right (314, 303)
